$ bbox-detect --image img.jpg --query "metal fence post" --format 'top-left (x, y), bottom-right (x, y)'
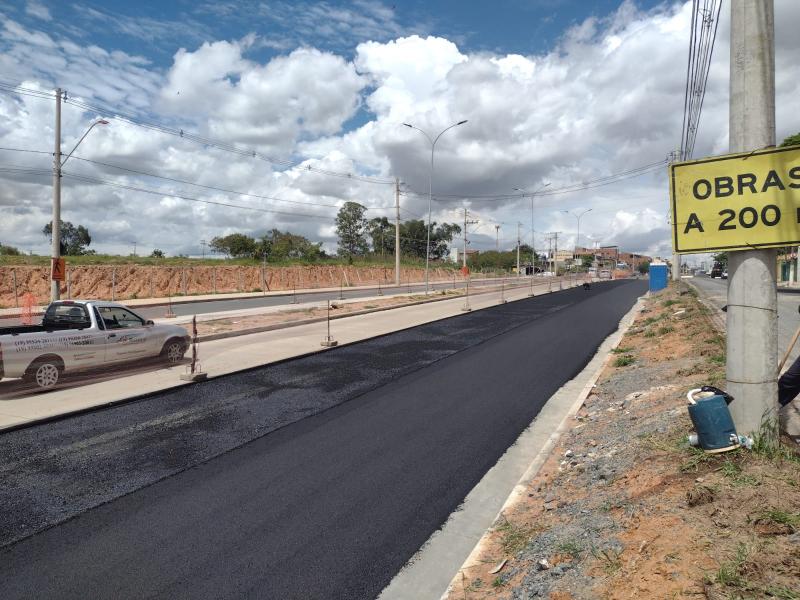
top-left (12, 269), bottom-right (18, 308)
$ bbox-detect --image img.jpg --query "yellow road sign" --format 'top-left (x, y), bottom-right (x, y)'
top-left (670, 145), bottom-right (800, 254)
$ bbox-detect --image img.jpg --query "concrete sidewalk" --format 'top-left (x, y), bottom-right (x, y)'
top-left (0, 277), bottom-right (590, 431)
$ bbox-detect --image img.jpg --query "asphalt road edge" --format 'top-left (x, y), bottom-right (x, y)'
top-left (377, 290), bottom-right (648, 600)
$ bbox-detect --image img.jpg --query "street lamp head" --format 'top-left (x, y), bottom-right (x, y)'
top-left (96, 119), bottom-right (109, 125)
top-left (402, 123), bottom-right (413, 128)
top-left (456, 120), bottom-right (468, 125)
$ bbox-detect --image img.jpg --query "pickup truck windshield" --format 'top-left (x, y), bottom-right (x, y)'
top-left (43, 304), bottom-right (90, 328)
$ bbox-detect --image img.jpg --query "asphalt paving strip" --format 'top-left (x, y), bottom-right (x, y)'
top-left (0, 279), bottom-right (646, 600)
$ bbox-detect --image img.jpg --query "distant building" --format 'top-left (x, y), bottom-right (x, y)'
top-left (449, 247), bottom-right (480, 263)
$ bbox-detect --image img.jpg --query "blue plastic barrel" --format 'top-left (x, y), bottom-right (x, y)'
top-left (687, 395), bottom-right (738, 452)
top-left (649, 264), bottom-right (668, 292)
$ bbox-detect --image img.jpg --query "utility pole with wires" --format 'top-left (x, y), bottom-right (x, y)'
top-left (726, 0), bottom-right (777, 435)
top-left (200, 239), bottom-right (207, 259)
top-left (516, 222), bottom-right (522, 277)
top-left (461, 208), bottom-right (479, 268)
top-left (395, 178), bottom-right (401, 286)
top-left (495, 225), bottom-right (500, 252)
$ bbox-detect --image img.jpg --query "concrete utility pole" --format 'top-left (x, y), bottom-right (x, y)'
top-left (51, 88), bottom-right (62, 301)
top-left (516, 222), bottom-right (521, 276)
top-left (461, 208), bottom-right (478, 268)
top-left (727, 0), bottom-right (777, 435)
top-left (395, 178), bottom-right (401, 286)
top-left (495, 224), bottom-right (500, 252)
top-left (553, 232), bottom-right (560, 274)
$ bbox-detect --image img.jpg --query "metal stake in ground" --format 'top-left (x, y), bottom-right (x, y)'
top-left (461, 276), bottom-right (472, 312)
top-left (321, 300), bottom-right (338, 347)
top-left (339, 282), bottom-right (344, 300)
top-left (180, 315), bottom-right (207, 381)
top-left (290, 285), bottom-right (299, 304)
top-left (164, 285), bottom-right (176, 318)
top-left (378, 280), bottom-right (383, 296)
top-left (499, 279), bottom-right (507, 304)
top-left (528, 273), bottom-right (534, 297)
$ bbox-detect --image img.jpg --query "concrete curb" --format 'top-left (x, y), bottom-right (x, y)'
top-left (375, 290), bottom-right (646, 600)
top-left (195, 282), bottom-right (539, 343)
top-left (437, 294), bottom-right (647, 598)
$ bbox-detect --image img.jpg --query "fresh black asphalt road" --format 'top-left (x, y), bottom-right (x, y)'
top-left (0, 279), bottom-right (646, 600)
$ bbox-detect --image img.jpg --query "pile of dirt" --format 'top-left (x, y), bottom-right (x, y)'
top-left (447, 284), bottom-right (800, 599)
top-left (0, 264), bottom-right (459, 307)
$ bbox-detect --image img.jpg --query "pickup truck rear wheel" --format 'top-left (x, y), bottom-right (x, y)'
top-left (24, 356), bottom-right (64, 389)
top-left (161, 338), bottom-right (186, 364)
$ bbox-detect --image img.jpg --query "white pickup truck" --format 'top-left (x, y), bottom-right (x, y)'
top-left (0, 300), bottom-right (190, 389)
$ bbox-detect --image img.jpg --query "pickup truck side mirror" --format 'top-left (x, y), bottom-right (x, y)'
top-left (145, 320), bottom-right (155, 326)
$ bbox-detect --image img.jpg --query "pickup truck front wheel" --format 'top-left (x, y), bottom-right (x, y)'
top-left (24, 356), bottom-right (64, 389)
top-left (161, 338), bottom-right (187, 364)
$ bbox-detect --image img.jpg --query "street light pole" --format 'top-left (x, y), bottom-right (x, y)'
top-left (50, 100), bottom-right (109, 301)
top-left (403, 120), bottom-right (468, 294)
top-left (561, 208), bottom-right (593, 269)
top-left (514, 183), bottom-right (550, 274)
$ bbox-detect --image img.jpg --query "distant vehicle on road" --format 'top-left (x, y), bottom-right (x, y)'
top-left (721, 270), bottom-right (728, 279)
top-left (0, 300), bottom-right (189, 389)
top-left (710, 263), bottom-right (723, 278)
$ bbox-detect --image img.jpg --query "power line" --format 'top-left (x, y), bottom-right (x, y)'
top-left (61, 95), bottom-right (396, 185)
top-left (0, 146), bottom-right (397, 212)
top-left (0, 82), bottom-right (396, 186)
top-left (680, 0), bottom-right (722, 160)
top-left (402, 159), bottom-right (667, 201)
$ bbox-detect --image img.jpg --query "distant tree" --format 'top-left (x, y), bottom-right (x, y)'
top-left (581, 255), bottom-right (594, 269)
top-left (42, 220), bottom-right (92, 255)
top-left (638, 261), bottom-right (651, 274)
top-left (209, 233), bottom-right (257, 258)
top-left (258, 229), bottom-right (324, 262)
top-left (0, 242), bottom-right (21, 255)
top-left (150, 249), bottom-right (165, 258)
top-left (780, 132), bottom-right (800, 147)
top-left (431, 222), bottom-right (461, 260)
top-left (712, 252), bottom-right (728, 267)
top-left (335, 202), bottom-right (369, 258)
top-left (399, 219), bottom-right (462, 260)
top-left (368, 217), bottom-right (394, 259)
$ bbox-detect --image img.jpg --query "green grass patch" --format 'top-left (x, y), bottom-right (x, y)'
top-left (662, 299), bottom-right (679, 307)
top-left (611, 346), bottom-right (633, 354)
top-left (495, 515), bottom-right (539, 555)
top-left (755, 509), bottom-right (800, 531)
top-left (644, 329), bottom-right (656, 338)
top-left (590, 546), bottom-right (622, 575)
top-left (658, 325), bottom-right (675, 335)
top-left (557, 540), bottom-right (584, 559)
top-left (613, 354), bottom-right (635, 367)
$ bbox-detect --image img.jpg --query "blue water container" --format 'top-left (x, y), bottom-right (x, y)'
top-left (687, 395), bottom-right (738, 452)
top-left (649, 263), bottom-right (668, 292)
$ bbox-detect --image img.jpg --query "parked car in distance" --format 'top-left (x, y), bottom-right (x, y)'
top-left (0, 300), bottom-right (190, 389)
top-left (721, 270), bottom-right (728, 279)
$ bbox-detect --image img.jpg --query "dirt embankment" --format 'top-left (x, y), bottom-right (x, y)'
top-left (447, 284), bottom-right (800, 600)
top-left (0, 265), bottom-right (457, 307)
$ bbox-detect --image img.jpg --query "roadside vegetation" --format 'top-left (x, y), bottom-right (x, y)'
top-left (448, 282), bottom-right (800, 600)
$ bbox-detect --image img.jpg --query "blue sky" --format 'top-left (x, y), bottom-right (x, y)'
top-left (1, 1), bottom-right (798, 261)
top-left (7, 0), bottom-right (664, 72)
